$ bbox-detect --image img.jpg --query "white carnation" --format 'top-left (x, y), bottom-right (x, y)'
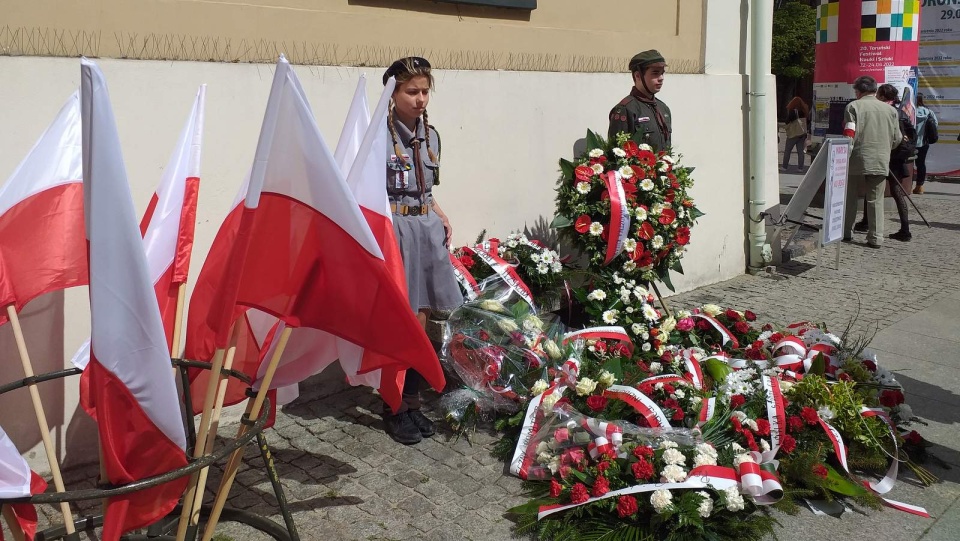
top-left (649, 361), bottom-right (662, 373)
top-left (693, 453), bottom-right (718, 468)
top-left (659, 316), bottom-right (677, 333)
top-left (632, 323), bottom-right (643, 334)
top-left (697, 492), bottom-right (714, 518)
top-left (724, 487), bottom-right (745, 511)
top-left (650, 489), bottom-right (673, 513)
top-left (662, 448), bottom-right (686, 466)
top-left (661, 464), bottom-right (687, 483)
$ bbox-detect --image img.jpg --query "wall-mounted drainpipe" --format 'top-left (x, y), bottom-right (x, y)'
top-left (748, 0), bottom-right (773, 271)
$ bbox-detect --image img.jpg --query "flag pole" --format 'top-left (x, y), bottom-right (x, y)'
top-left (171, 282), bottom-right (188, 361)
top-left (4, 305), bottom-right (76, 535)
top-left (1, 505), bottom-right (27, 541)
top-left (200, 325), bottom-right (293, 541)
top-left (174, 321), bottom-right (241, 541)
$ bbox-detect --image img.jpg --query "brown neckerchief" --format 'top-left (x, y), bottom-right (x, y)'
top-left (630, 87), bottom-right (671, 143)
top-left (409, 131), bottom-right (427, 204)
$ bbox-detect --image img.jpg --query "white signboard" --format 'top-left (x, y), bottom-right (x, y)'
top-left (823, 139), bottom-right (849, 246)
top-left (919, 2), bottom-right (960, 176)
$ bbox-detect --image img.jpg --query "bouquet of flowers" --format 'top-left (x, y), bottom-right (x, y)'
top-left (553, 130), bottom-right (702, 291)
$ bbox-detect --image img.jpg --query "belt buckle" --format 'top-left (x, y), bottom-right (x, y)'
top-left (408, 205), bottom-right (421, 216)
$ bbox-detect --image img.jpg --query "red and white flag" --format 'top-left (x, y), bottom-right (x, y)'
top-left (0, 425), bottom-right (46, 541)
top-left (80, 58), bottom-right (188, 540)
top-left (0, 92), bottom-right (86, 325)
top-left (72, 85), bottom-right (205, 369)
top-left (184, 57), bottom-right (443, 412)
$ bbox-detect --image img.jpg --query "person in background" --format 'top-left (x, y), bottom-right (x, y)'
top-left (781, 96), bottom-right (809, 172)
top-left (608, 50), bottom-right (672, 152)
top-left (382, 57), bottom-right (464, 444)
top-left (843, 76), bottom-right (901, 248)
top-left (913, 94), bottom-right (939, 194)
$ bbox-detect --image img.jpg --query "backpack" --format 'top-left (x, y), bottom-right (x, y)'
top-left (891, 109), bottom-right (917, 164)
top-left (923, 112), bottom-right (939, 145)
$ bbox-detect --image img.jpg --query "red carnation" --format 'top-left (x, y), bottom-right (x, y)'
top-left (633, 445), bottom-right (654, 459)
top-left (597, 461), bottom-right (611, 474)
top-left (787, 416), bottom-right (804, 432)
top-left (734, 321), bottom-right (751, 334)
top-left (638, 221), bottom-right (656, 240)
top-left (725, 309), bottom-right (742, 321)
top-left (905, 430), bottom-right (923, 446)
top-left (812, 464), bottom-right (828, 479)
top-left (781, 434), bottom-right (797, 453)
top-left (574, 214), bottom-right (592, 234)
top-left (676, 226), bottom-right (691, 246)
top-left (569, 482), bottom-right (590, 504)
top-left (658, 208), bottom-right (677, 225)
top-left (731, 417), bottom-right (744, 433)
top-left (617, 495), bottom-right (639, 518)
top-left (622, 140), bottom-right (640, 157)
top-left (638, 382), bottom-right (655, 396)
top-left (575, 165), bottom-right (594, 182)
top-left (631, 459), bottom-right (654, 480)
top-left (744, 310), bottom-right (758, 322)
top-left (549, 479), bottom-right (563, 498)
top-left (586, 395), bottom-right (609, 412)
top-left (663, 398), bottom-right (680, 411)
top-left (730, 394), bottom-right (746, 408)
top-left (801, 407), bottom-right (819, 425)
top-left (755, 419), bottom-right (771, 436)
top-left (879, 390), bottom-right (905, 408)
top-left (591, 476), bottom-right (610, 497)
top-left (743, 430), bottom-right (759, 452)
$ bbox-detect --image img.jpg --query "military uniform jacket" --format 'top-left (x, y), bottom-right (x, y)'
top-left (608, 88), bottom-right (673, 152)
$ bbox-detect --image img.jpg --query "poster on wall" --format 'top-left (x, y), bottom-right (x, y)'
top-left (919, 1), bottom-right (960, 176)
top-left (812, 0), bottom-right (922, 140)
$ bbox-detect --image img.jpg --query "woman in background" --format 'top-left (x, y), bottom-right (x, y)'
top-left (781, 96), bottom-right (809, 172)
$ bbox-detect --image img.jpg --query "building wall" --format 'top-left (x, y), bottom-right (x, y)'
top-left (0, 0), bottom-right (779, 471)
top-left (1, 0), bottom-right (705, 72)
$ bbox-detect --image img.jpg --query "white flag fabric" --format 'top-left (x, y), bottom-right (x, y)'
top-left (0, 425), bottom-right (30, 499)
top-left (79, 58), bottom-right (188, 540)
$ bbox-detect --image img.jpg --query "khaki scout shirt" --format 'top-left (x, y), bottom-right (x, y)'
top-left (608, 88), bottom-right (672, 152)
top-left (844, 95), bottom-right (901, 176)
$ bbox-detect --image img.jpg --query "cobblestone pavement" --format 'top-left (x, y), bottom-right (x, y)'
top-left (18, 178), bottom-right (960, 540)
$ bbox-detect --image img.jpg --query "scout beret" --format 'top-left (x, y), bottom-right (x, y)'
top-left (629, 50), bottom-right (666, 72)
top-left (383, 57), bottom-right (431, 85)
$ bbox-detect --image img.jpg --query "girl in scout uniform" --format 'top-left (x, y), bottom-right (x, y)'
top-left (381, 56), bottom-right (463, 444)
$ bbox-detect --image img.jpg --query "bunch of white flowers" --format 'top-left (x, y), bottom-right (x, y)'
top-left (724, 487), bottom-right (746, 511)
top-left (650, 489), bottom-right (673, 513)
top-left (660, 464), bottom-right (688, 483)
top-left (696, 491), bottom-right (714, 518)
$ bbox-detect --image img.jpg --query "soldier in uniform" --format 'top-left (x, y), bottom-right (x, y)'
top-left (608, 49), bottom-right (672, 152)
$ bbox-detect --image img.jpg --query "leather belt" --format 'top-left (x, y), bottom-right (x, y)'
top-left (390, 203), bottom-right (429, 216)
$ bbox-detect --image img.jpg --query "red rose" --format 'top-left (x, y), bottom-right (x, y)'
top-left (762, 323), bottom-right (774, 331)
top-left (769, 332), bottom-right (784, 343)
top-left (905, 430), bottom-right (923, 446)
top-left (725, 309), bottom-right (742, 321)
top-left (633, 446), bottom-right (655, 459)
top-left (549, 479), bottom-right (563, 497)
top-left (744, 310), bottom-right (757, 322)
top-left (676, 226), bottom-right (691, 246)
top-left (458, 254), bottom-right (475, 269)
top-left (658, 208), bottom-right (677, 225)
top-left (613, 343), bottom-right (632, 357)
top-left (636, 360), bottom-right (650, 372)
top-left (569, 482), bottom-right (589, 504)
top-left (631, 459), bottom-right (654, 480)
top-left (838, 372), bottom-right (852, 382)
top-left (575, 165), bottom-right (594, 182)
top-left (594, 341), bottom-right (608, 353)
top-left (801, 407), bottom-right (819, 425)
top-left (755, 419), bottom-right (771, 436)
top-left (879, 390), bottom-right (905, 408)
top-left (787, 416), bottom-right (804, 432)
top-left (478, 330), bottom-right (490, 341)
top-left (862, 360), bottom-right (878, 372)
top-left (812, 464), bottom-right (828, 479)
top-left (617, 495), bottom-right (639, 518)
top-left (734, 321), bottom-right (751, 334)
top-left (696, 319), bottom-right (711, 331)
top-left (622, 140), bottom-right (640, 157)
top-left (586, 395), bottom-right (609, 412)
top-left (591, 476), bottom-right (610, 497)
top-left (730, 394), bottom-right (746, 408)
top-left (781, 434), bottom-right (797, 453)
top-left (638, 221), bottom-right (656, 240)
top-left (574, 214), bottom-right (592, 234)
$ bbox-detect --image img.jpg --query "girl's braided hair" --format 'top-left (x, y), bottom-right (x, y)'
top-left (383, 57), bottom-right (438, 165)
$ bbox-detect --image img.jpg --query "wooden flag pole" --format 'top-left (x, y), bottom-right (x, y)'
top-left (186, 328), bottom-right (242, 527)
top-left (170, 282), bottom-right (188, 365)
top-left (4, 305), bottom-right (76, 535)
top-left (1, 505), bottom-right (27, 541)
top-left (174, 321), bottom-right (241, 541)
top-left (200, 326), bottom-right (292, 541)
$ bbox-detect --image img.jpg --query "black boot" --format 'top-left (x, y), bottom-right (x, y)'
top-left (384, 411), bottom-right (422, 445)
top-left (854, 219), bottom-right (869, 233)
top-left (890, 230), bottom-right (912, 242)
top-left (407, 409), bottom-right (435, 437)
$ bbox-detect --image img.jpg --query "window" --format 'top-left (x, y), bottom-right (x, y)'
top-left (434, 0), bottom-right (536, 9)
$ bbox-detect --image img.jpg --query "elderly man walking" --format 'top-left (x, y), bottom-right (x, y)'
top-left (842, 75), bottom-right (901, 248)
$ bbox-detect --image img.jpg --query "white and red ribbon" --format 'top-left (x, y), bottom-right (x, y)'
top-left (449, 252), bottom-right (480, 300)
top-left (561, 326), bottom-right (633, 356)
top-left (762, 376), bottom-right (787, 452)
top-left (472, 248), bottom-right (536, 309)
top-left (692, 313), bottom-right (740, 348)
top-left (602, 171), bottom-right (631, 266)
top-left (601, 384), bottom-right (671, 428)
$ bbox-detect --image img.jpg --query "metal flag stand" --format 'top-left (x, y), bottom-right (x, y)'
top-left (0, 359), bottom-right (300, 541)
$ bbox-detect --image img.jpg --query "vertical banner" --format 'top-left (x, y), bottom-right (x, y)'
top-left (823, 139), bottom-right (850, 246)
top-left (919, 2), bottom-right (960, 176)
top-left (813, 0), bottom-right (922, 139)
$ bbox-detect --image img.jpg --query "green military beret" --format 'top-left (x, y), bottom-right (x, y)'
top-left (629, 49), bottom-right (666, 72)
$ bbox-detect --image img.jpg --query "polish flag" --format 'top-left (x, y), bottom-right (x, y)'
top-left (71, 85), bottom-right (205, 370)
top-left (0, 92), bottom-right (86, 325)
top-left (183, 57), bottom-right (443, 411)
top-left (79, 59), bottom-right (188, 540)
top-left (0, 425), bottom-right (47, 541)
